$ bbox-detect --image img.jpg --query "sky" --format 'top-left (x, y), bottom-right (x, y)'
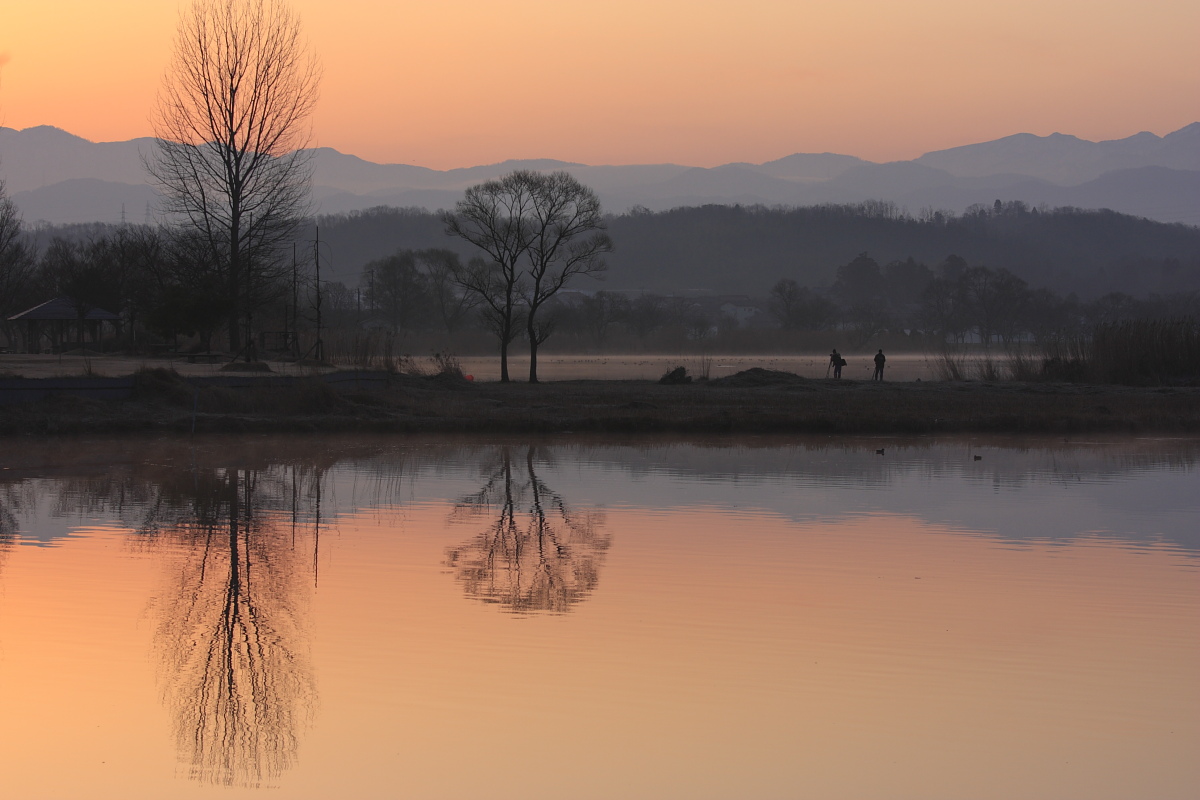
top-left (1, 0), bottom-right (1197, 169)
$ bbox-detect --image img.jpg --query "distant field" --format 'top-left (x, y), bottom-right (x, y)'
top-left (0, 352), bottom-right (952, 382)
top-left (456, 353), bottom-right (940, 382)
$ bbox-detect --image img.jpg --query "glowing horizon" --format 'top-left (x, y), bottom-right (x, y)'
top-left (1, 1), bottom-right (1196, 170)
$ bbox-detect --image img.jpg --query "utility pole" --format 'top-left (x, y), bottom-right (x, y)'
top-left (244, 213), bottom-right (255, 362)
top-left (313, 226), bottom-right (323, 362)
top-left (291, 242), bottom-right (299, 357)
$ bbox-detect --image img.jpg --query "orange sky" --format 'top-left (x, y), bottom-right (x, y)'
top-left (1, 0), bottom-right (1197, 168)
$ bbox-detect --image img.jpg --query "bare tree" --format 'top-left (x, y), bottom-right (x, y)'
top-left (444, 170), bottom-right (610, 382)
top-left (443, 172), bottom-right (537, 382)
top-left (577, 290), bottom-right (630, 345)
top-left (0, 178), bottom-right (36, 346)
top-left (522, 172), bottom-right (611, 382)
top-left (768, 279), bottom-right (804, 330)
top-left (360, 249), bottom-right (430, 331)
top-left (962, 266), bottom-right (1029, 348)
top-left (417, 248), bottom-right (480, 334)
top-left (147, 0), bottom-right (320, 355)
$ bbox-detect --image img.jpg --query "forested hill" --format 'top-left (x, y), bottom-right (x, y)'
top-left (306, 201), bottom-right (1200, 298)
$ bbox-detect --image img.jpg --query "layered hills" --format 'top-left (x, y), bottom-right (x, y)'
top-left (1, 123), bottom-right (1197, 226)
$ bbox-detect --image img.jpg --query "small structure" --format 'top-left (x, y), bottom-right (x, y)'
top-left (7, 296), bottom-right (122, 354)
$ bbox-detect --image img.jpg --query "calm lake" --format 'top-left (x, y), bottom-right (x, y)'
top-left (0, 434), bottom-right (1196, 799)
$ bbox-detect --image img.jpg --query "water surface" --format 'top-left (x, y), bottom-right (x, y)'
top-left (0, 435), bottom-right (1196, 799)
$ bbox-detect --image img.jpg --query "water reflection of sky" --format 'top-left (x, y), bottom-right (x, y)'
top-left (4, 482), bottom-right (121, 546)
top-left (3, 437), bottom-right (1197, 554)
top-left (1, 435), bottom-right (1196, 799)
top-left (536, 446), bottom-right (1200, 553)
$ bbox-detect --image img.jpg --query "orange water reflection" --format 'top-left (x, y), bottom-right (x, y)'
top-left (0, 438), bottom-right (1195, 799)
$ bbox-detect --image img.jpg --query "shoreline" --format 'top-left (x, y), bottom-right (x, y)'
top-left (1, 368), bottom-right (1197, 438)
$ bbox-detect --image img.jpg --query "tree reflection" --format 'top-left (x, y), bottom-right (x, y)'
top-left (143, 463), bottom-right (320, 789)
top-left (446, 446), bottom-right (609, 613)
top-left (0, 484), bottom-right (21, 570)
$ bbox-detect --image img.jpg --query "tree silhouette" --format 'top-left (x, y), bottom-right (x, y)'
top-left (521, 172), bottom-right (611, 382)
top-left (445, 446), bottom-right (609, 614)
top-left (147, 0), bottom-right (320, 355)
top-left (0, 176), bottom-right (36, 346)
top-left (443, 173), bottom-right (535, 382)
top-left (444, 171), bottom-right (610, 382)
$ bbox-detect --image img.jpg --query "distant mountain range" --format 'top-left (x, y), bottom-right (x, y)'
top-left (1, 123), bottom-right (1197, 226)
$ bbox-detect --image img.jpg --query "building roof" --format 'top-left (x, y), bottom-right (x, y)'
top-left (8, 296), bottom-right (121, 322)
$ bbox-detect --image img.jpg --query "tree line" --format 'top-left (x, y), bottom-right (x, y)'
top-left (3, 208), bottom-right (1196, 360)
top-left (0, 219), bottom-right (325, 354)
top-left (307, 200), bottom-right (1200, 301)
top-left (769, 252), bottom-right (1200, 351)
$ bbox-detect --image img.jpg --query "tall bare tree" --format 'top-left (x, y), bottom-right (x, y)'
top-left (0, 178), bottom-right (36, 346)
top-left (522, 172), bottom-right (611, 382)
top-left (147, 0), bottom-right (320, 354)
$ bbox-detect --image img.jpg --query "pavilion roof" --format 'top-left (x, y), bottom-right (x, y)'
top-left (7, 296), bottom-right (122, 322)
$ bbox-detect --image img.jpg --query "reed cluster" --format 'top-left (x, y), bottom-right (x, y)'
top-left (1085, 319), bottom-right (1200, 385)
top-left (325, 330), bottom-right (411, 373)
top-left (1026, 319), bottom-right (1200, 385)
top-left (930, 319), bottom-right (1199, 385)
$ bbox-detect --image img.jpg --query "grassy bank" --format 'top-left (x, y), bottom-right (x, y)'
top-left (1, 367), bottom-right (1197, 437)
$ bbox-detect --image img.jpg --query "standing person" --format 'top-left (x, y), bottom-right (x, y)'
top-left (829, 349), bottom-right (844, 379)
top-left (873, 349), bottom-right (886, 381)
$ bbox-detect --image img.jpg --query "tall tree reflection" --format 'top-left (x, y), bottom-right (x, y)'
top-left (446, 446), bottom-right (610, 613)
top-left (0, 484), bottom-right (20, 569)
top-left (143, 463), bottom-right (321, 788)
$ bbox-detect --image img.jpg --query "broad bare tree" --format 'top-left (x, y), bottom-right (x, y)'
top-left (522, 172), bottom-right (611, 382)
top-left (444, 170), bottom-right (610, 382)
top-left (147, 0), bottom-right (320, 354)
top-left (443, 172), bottom-right (538, 382)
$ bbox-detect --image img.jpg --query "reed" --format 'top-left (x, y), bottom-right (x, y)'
top-left (997, 319), bottom-right (1199, 385)
top-left (327, 329), bottom-right (411, 373)
top-left (975, 357), bottom-right (1005, 382)
top-left (1086, 319), bottom-right (1200, 385)
top-left (929, 350), bottom-right (967, 381)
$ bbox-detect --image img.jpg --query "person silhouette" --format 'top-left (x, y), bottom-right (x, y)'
top-left (873, 349), bottom-right (886, 381)
top-left (829, 349), bottom-right (844, 379)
